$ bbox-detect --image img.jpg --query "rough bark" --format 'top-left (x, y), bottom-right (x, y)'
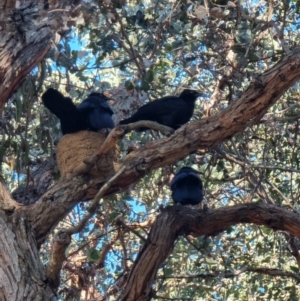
top-left (0, 1), bottom-right (85, 299)
top-left (12, 156), bottom-right (56, 205)
top-left (47, 230), bottom-right (71, 290)
top-left (0, 0), bottom-right (79, 113)
top-left (119, 203), bottom-right (300, 300)
top-left (0, 182), bottom-right (56, 300)
top-left (0, 212), bottom-right (56, 301)
top-left (25, 47), bottom-right (300, 245)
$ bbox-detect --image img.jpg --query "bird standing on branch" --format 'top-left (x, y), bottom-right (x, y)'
top-left (42, 88), bottom-right (114, 135)
top-left (119, 89), bottom-right (203, 131)
top-left (170, 167), bottom-right (203, 206)
top-left (77, 92), bottom-right (115, 132)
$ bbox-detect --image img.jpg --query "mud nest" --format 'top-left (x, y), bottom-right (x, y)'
top-left (56, 131), bottom-right (120, 178)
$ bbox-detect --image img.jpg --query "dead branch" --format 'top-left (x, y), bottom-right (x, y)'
top-left (160, 266), bottom-right (300, 282)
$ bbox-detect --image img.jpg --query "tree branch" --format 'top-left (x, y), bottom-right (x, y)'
top-left (161, 266), bottom-right (300, 282)
top-left (47, 230), bottom-right (71, 290)
top-left (119, 203), bottom-right (300, 300)
top-left (0, 0), bottom-right (78, 112)
top-left (116, 218), bottom-right (147, 242)
top-left (27, 47), bottom-right (300, 245)
top-left (66, 166), bottom-right (126, 235)
top-left (73, 122), bottom-right (174, 175)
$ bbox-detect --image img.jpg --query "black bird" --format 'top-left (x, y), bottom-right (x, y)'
top-left (170, 167), bottom-right (203, 206)
top-left (42, 88), bottom-right (88, 135)
top-left (77, 92), bottom-right (114, 131)
top-left (119, 89), bottom-right (202, 131)
top-left (42, 89), bottom-right (114, 135)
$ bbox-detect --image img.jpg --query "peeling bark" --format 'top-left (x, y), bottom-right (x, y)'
top-left (0, 211), bottom-right (56, 301)
top-left (0, 0), bottom-right (80, 112)
top-left (0, 180), bottom-right (56, 300)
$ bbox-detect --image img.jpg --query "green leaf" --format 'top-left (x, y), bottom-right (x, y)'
top-left (125, 80), bottom-right (134, 90)
top-left (87, 249), bottom-right (100, 261)
top-left (108, 211), bottom-right (120, 222)
top-left (290, 266), bottom-right (300, 273)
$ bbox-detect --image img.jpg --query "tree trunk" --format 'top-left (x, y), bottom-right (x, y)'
top-left (0, 179), bottom-right (56, 300)
top-left (0, 2), bottom-right (81, 296)
top-left (0, 0), bottom-right (77, 113)
top-left (0, 212), bottom-right (56, 301)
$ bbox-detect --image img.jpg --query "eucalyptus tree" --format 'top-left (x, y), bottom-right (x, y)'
top-left (1, 0), bottom-right (300, 300)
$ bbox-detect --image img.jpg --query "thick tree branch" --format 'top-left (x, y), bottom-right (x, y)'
top-left (0, 0), bottom-right (79, 112)
top-left (161, 266), bottom-right (300, 282)
top-left (0, 177), bottom-right (21, 212)
top-left (26, 47), bottom-right (300, 245)
top-left (119, 203), bottom-right (300, 300)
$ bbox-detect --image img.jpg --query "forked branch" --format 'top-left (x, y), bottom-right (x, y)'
top-left (119, 203), bottom-right (300, 300)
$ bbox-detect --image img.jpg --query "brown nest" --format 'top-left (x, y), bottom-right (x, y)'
top-left (56, 131), bottom-right (120, 178)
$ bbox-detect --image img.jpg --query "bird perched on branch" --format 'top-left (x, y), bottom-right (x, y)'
top-left (119, 89), bottom-right (203, 131)
top-left (170, 167), bottom-right (203, 206)
top-left (77, 92), bottom-right (115, 132)
top-left (42, 88), bottom-right (114, 135)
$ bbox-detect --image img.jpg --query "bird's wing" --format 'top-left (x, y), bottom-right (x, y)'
top-left (42, 88), bottom-right (88, 134)
top-left (170, 172), bottom-right (188, 189)
top-left (170, 172), bottom-right (201, 189)
top-left (132, 96), bottom-right (183, 117)
top-left (88, 109), bottom-right (115, 130)
top-left (99, 101), bottom-right (114, 115)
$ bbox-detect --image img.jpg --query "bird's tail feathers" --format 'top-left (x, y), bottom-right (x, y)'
top-left (42, 88), bottom-right (78, 120)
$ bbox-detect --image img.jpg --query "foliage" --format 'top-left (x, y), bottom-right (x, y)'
top-left (2, 0), bottom-right (300, 299)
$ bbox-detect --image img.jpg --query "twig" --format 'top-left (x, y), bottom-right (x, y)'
top-left (110, 6), bottom-right (145, 76)
top-left (118, 227), bottom-right (129, 271)
top-left (216, 148), bottom-right (300, 173)
top-left (158, 266), bottom-right (300, 282)
top-left (265, 178), bottom-right (292, 205)
top-left (73, 121), bottom-right (174, 176)
top-left (285, 234), bottom-right (300, 268)
top-left (116, 218), bottom-right (146, 242)
top-left (237, 2), bottom-right (291, 55)
top-left (66, 166), bottom-right (126, 235)
top-left (66, 228), bottom-right (117, 259)
top-left (96, 232), bottom-right (119, 269)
